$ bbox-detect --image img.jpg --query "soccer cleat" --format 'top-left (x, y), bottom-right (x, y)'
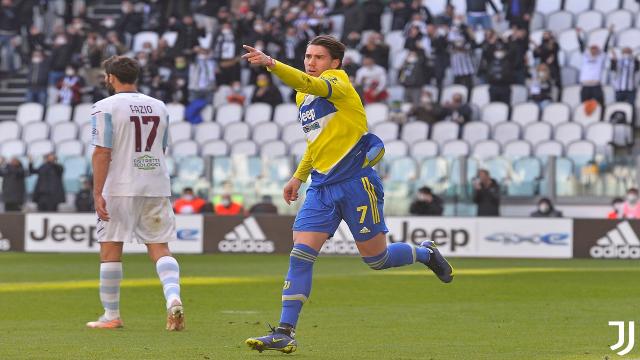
top-left (86, 316), bottom-right (123, 329)
top-left (245, 325), bottom-right (297, 354)
top-left (166, 304), bottom-right (185, 331)
top-left (421, 240), bottom-right (454, 283)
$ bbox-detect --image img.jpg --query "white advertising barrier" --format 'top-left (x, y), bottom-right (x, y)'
top-left (475, 218), bottom-right (573, 258)
top-left (385, 217), bottom-right (478, 257)
top-left (24, 213), bottom-right (203, 254)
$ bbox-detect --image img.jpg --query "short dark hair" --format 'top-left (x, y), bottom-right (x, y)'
top-left (102, 55), bottom-right (140, 84)
top-left (418, 186), bottom-right (432, 195)
top-left (308, 35), bottom-right (345, 68)
top-left (183, 187), bottom-right (194, 194)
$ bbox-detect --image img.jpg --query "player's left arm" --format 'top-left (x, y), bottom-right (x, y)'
top-left (91, 103), bottom-right (113, 221)
top-left (242, 45), bottom-right (348, 99)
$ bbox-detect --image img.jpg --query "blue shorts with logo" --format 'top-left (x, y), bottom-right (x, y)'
top-left (293, 166), bottom-right (388, 242)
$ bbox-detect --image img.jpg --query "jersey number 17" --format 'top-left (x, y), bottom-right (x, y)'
top-left (130, 115), bottom-right (160, 152)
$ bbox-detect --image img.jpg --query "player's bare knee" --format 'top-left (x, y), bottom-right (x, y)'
top-left (100, 242), bottom-right (123, 262)
top-left (147, 243), bottom-right (171, 262)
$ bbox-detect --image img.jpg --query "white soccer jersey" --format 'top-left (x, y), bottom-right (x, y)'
top-left (91, 92), bottom-right (171, 197)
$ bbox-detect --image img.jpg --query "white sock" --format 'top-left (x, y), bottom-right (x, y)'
top-left (100, 262), bottom-right (122, 320)
top-left (155, 256), bottom-right (181, 310)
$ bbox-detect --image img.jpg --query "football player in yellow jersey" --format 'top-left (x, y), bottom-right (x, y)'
top-left (242, 35), bottom-right (453, 354)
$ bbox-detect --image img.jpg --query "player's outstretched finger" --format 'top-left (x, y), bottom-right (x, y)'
top-left (243, 44), bottom-right (257, 53)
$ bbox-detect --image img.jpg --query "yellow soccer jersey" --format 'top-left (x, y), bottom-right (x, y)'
top-left (269, 60), bottom-right (367, 182)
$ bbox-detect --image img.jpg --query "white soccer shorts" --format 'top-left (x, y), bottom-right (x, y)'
top-left (97, 196), bottom-right (177, 244)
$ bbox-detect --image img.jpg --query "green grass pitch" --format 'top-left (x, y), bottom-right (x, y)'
top-left (0, 253), bottom-right (637, 359)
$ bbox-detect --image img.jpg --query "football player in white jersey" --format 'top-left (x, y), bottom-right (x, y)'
top-left (86, 56), bottom-right (184, 331)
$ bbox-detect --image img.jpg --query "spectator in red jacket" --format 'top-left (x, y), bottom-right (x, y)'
top-left (174, 187), bottom-right (207, 214)
top-left (215, 194), bottom-right (244, 216)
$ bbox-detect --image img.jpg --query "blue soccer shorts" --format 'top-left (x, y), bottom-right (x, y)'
top-left (293, 170), bottom-right (388, 241)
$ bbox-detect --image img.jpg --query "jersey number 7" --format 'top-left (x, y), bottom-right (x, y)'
top-left (130, 115), bottom-right (160, 152)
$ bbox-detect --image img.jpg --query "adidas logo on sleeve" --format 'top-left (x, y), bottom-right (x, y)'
top-left (590, 221), bottom-right (640, 259)
top-left (218, 217), bottom-right (275, 253)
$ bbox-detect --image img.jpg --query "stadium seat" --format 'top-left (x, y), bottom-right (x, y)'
top-left (430, 122), bottom-right (460, 147)
top-left (252, 122), bottom-right (280, 145)
top-left (503, 140), bottom-right (533, 159)
top-left (523, 122), bottom-right (552, 146)
top-left (133, 31), bottom-right (159, 52)
top-left (372, 121), bottom-right (399, 142)
top-left (278, 85), bottom-right (293, 102)
top-left (530, 29), bottom-right (545, 46)
top-left (57, 140), bottom-right (84, 159)
top-left (561, 66), bottom-right (579, 86)
top-left (22, 122), bottom-right (49, 143)
top-left (211, 156), bottom-right (232, 185)
top-left (200, 104), bottom-right (214, 122)
top-left (566, 140), bottom-right (596, 162)
top-left (623, 0), bottom-right (640, 11)
top-left (511, 85), bottom-right (528, 105)
top-left (535, 140), bottom-right (564, 157)
top-left (441, 140), bottom-right (470, 158)
top-left (542, 103), bottom-right (571, 126)
top-left (28, 139), bottom-right (54, 157)
top-left (564, 0), bottom-right (591, 13)
top-left (166, 103), bottom-right (185, 123)
top-left (0, 121), bottom-right (20, 144)
top-left (606, 9), bottom-right (633, 32)
top-left (384, 156), bottom-right (417, 183)
top-left (80, 123), bottom-right (93, 144)
top-left (260, 140), bottom-right (288, 157)
top-left (161, 31), bottom-right (178, 47)
top-left (51, 122), bottom-right (78, 144)
top-left (44, 104), bottom-right (72, 125)
top-left (223, 122), bottom-right (250, 144)
top-left (72, 103), bottom-right (93, 126)
top-left (536, 0), bottom-right (561, 14)
top-left (441, 84), bottom-right (468, 104)
top-left (177, 156), bottom-right (204, 181)
top-left (470, 84), bottom-right (490, 108)
top-left (530, 12), bottom-right (545, 32)
top-left (567, 50), bottom-right (583, 71)
top-left (472, 140), bottom-right (501, 160)
top-left (617, 29), bottom-right (640, 49)
top-left (384, 139), bottom-right (409, 158)
top-left (242, 86), bottom-right (255, 105)
top-left (169, 122), bottom-right (192, 144)
top-left (509, 157), bottom-right (542, 196)
top-left (244, 103), bottom-right (273, 125)
top-left (547, 11), bottom-right (574, 33)
top-left (289, 140), bottom-right (307, 157)
top-left (16, 103), bottom-right (43, 125)
top-left (511, 102), bottom-right (540, 127)
top-left (194, 122), bottom-right (222, 144)
top-left (2, 139), bottom-right (26, 158)
top-left (384, 31), bottom-right (405, 54)
top-left (449, 157), bottom-right (479, 188)
top-left (273, 103), bottom-right (299, 126)
top-left (593, 0), bottom-right (621, 14)
top-left (462, 121), bottom-right (490, 147)
top-left (483, 157), bottom-right (512, 183)
top-left (344, 49), bottom-right (362, 64)
top-left (400, 121), bottom-right (429, 145)
top-left (555, 156), bottom-right (576, 196)
top-left (576, 11), bottom-right (604, 33)
top-left (231, 140), bottom-right (258, 156)
top-left (481, 102), bottom-right (509, 127)
top-left (423, 85), bottom-right (439, 102)
top-left (558, 29), bottom-right (580, 52)
top-left (585, 122), bottom-right (614, 154)
top-left (604, 102), bottom-right (633, 124)
top-left (62, 156), bottom-right (88, 193)
top-left (215, 103), bottom-right (243, 126)
top-left (561, 85), bottom-right (582, 108)
top-left (171, 140), bottom-right (199, 158)
top-left (365, 103), bottom-right (389, 125)
top-left (387, 86), bottom-right (405, 102)
top-left (588, 28), bottom-right (612, 48)
top-left (264, 156), bottom-right (293, 183)
top-left (201, 139), bottom-right (229, 156)
top-left (330, 14), bottom-right (345, 39)
top-left (417, 157), bottom-right (448, 190)
top-left (554, 122), bottom-right (584, 146)
top-left (604, 102), bottom-right (634, 146)
top-left (410, 140), bottom-right (439, 158)
top-left (573, 103), bottom-right (602, 126)
top-left (281, 122), bottom-right (305, 145)
top-left (493, 122), bottom-right (521, 146)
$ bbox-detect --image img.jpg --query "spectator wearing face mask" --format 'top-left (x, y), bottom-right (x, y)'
top-left (136, 51), bottom-right (159, 95)
top-left (398, 50), bottom-right (428, 106)
top-left (533, 31), bottom-right (561, 96)
top-left (529, 63), bottom-right (553, 108)
top-left (473, 169), bottom-right (500, 216)
top-left (249, 195), bottom-right (278, 215)
top-left (486, 40), bottom-right (514, 104)
top-left (622, 188), bottom-right (640, 219)
top-left (608, 197), bottom-right (624, 219)
top-left (443, 93), bottom-right (472, 124)
top-left (212, 22), bottom-right (241, 85)
top-left (610, 47), bottom-right (639, 106)
top-left (56, 66), bottom-right (84, 105)
top-left (227, 80), bottom-right (246, 105)
top-left (170, 14), bottom-right (205, 57)
top-left (49, 34), bottom-right (74, 86)
top-left (408, 89), bottom-right (446, 124)
top-left (0, 156), bottom-right (26, 212)
top-left (188, 47), bottom-right (216, 101)
top-left (25, 50), bottom-right (49, 106)
top-left (530, 198), bottom-right (563, 217)
top-left (174, 187), bottom-right (207, 214)
top-left (355, 56), bottom-right (388, 104)
top-left (576, 26), bottom-right (613, 107)
top-left (169, 56), bottom-right (189, 104)
top-left (215, 194), bottom-right (244, 216)
top-left (251, 73), bottom-right (283, 107)
top-left (409, 186), bottom-right (444, 216)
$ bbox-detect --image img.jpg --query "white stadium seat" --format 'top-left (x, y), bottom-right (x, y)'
top-left (133, 31), bottom-right (159, 52)
top-left (566, 140), bottom-right (596, 158)
top-left (400, 121), bottom-right (429, 144)
top-left (441, 140), bottom-right (470, 158)
top-left (542, 103), bottom-right (571, 126)
top-left (523, 122), bottom-right (553, 146)
top-left (244, 103), bottom-right (273, 126)
top-left (166, 103), bottom-right (185, 123)
top-left (169, 122), bottom-right (192, 144)
top-left (511, 102), bottom-right (540, 127)
top-left (535, 140), bottom-right (564, 157)
top-left (606, 10), bottom-right (633, 32)
top-left (547, 11), bottom-right (573, 33)
top-left (384, 140), bottom-right (409, 158)
top-left (171, 140), bottom-right (199, 157)
top-left (273, 103), bottom-right (299, 126)
top-left (440, 84), bottom-right (468, 104)
top-left (51, 122), bottom-right (78, 144)
top-left (260, 140), bottom-right (288, 157)
top-left (564, 0), bottom-right (591, 14)
top-left (430, 122), bottom-right (459, 147)
top-left (281, 122), bottom-right (305, 145)
top-left (572, 103), bottom-right (602, 127)
top-left (215, 103), bottom-right (243, 126)
top-left (576, 11), bottom-right (604, 33)
top-left (503, 140), bottom-right (533, 158)
top-left (16, 103), bottom-right (43, 125)
top-left (22, 122), bottom-right (49, 143)
top-left (28, 139), bottom-right (54, 157)
top-left (73, 103), bottom-right (93, 125)
top-left (481, 102), bottom-right (509, 126)
top-left (558, 29), bottom-right (580, 52)
top-left (57, 140), bottom-right (84, 158)
top-left (1, 139), bottom-right (26, 157)
top-left (593, 0), bottom-right (621, 14)
top-left (472, 140), bottom-right (501, 160)
top-left (231, 140), bottom-right (258, 156)
top-left (201, 140), bottom-right (229, 156)
top-left (617, 29), bottom-right (640, 49)
top-left (561, 85), bottom-right (582, 108)
top-left (493, 122), bottom-right (521, 146)
top-left (554, 122), bottom-right (583, 147)
top-left (471, 84), bottom-right (490, 108)
top-left (289, 140), bottom-right (308, 157)
top-left (0, 122), bottom-right (20, 144)
top-left (252, 122), bottom-right (280, 145)
top-left (223, 122), bottom-right (250, 144)
top-left (372, 121), bottom-right (399, 142)
top-left (585, 122), bottom-right (614, 154)
top-left (462, 122), bottom-right (490, 147)
top-left (536, 0), bottom-right (561, 14)
top-left (365, 103), bottom-right (389, 125)
top-left (194, 122), bottom-right (222, 144)
top-left (44, 104), bottom-right (72, 125)
top-left (410, 140), bottom-right (439, 158)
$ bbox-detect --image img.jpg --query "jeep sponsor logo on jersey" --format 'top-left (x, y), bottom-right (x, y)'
top-left (574, 219), bottom-right (640, 259)
top-left (133, 154), bottom-right (161, 170)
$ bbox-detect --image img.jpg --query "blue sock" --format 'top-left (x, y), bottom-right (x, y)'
top-left (279, 244), bottom-right (318, 328)
top-left (363, 243), bottom-right (430, 270)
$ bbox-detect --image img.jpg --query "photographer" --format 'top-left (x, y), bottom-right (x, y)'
top-left (409, 187), bottom-right (444, 216)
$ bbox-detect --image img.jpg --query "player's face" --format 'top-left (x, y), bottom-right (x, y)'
top-left (304, 45), bottom-right (340, 77)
